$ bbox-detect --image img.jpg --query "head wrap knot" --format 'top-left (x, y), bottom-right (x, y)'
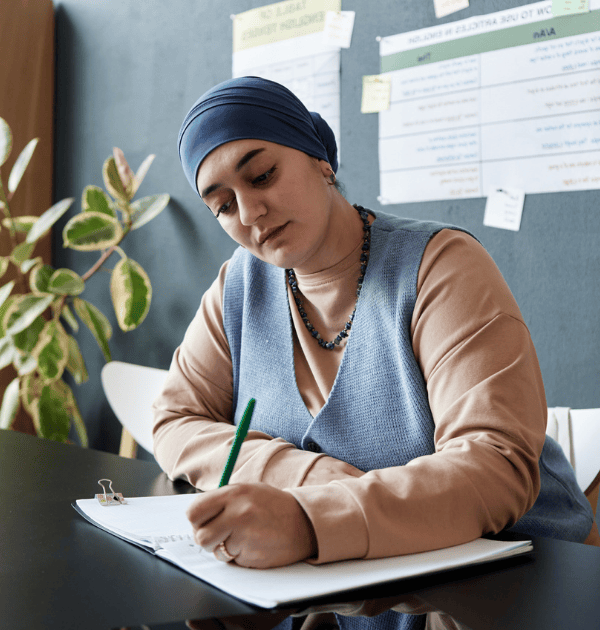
top-left (178, 76), bottom-right (338, 195)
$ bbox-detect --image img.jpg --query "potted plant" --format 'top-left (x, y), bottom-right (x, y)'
top-left (0, 117), bottom-right (169, 445)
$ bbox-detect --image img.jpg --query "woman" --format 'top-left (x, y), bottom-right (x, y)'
top-left (153, 77), bottom-right (597, 630)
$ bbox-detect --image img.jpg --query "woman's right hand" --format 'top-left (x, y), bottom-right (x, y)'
top-left (302, 456), bottom-right (365, 486)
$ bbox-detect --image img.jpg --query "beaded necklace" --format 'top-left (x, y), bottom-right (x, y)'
top-left (286, 204), bottom-right (371, 350)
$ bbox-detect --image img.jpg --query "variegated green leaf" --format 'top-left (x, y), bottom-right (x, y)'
top-left (0, 377), bottom-right (20, 429)
top-left (113, 148), bottom-right (135, 199)
top-left (110, 257), bottom-right (152, 331)
top-left (0, 117), bottom-right (12, 167)
top-left (36, 382), bottom-right (71, 442)
top-left (35, 320), bottom-right (69, 381)
top-left (47, 268), bottom-right (85, 296)
top-left (21, 256), bottom-right (41, 274)
top-left (0, 296), bottom-right (15, 337)
top-left (0, 257), bottom-right (9, 279)
top-left (73, 297), bottom-right (112, 362)
top-left (2, 215), bottom-right (37, 233)
top-left (66, 334), bottom-right (88, 384)
top-left (60, 379), bottom-right (88, 447)
top-left (103, 155), bottom-right (128, 201)
top-left (10, 241), bottom-right (34, 265)
top-left (20, 373), bottom-right (41, 419)
top-left (29, 264), bottom-right (54, 293)
top-left (68, 395), bottom-right (88, 447)
top-left (130, 193), bottom-right (170, 230)
top-left (0, 335), bottom-right (15, 370)
top-left (62, 211), bottom-right (123, 251)
top-left (131, 153), bottom-right (155, 196)
top-left (8, 138), bottom-right (39, 194)
top-left (0, 280), bottom-right (15, 309)
top-left (14, 352), bottom-right (37, 376)
top-left (82, 185), bottom-right (114, 217)
top-left (26, 197), bottom-right (75, 244)
top-left (12, 314), bottom-right (44, 353)
top-left (4, 294), bottom-right (54, 335)
top-left (59, 303), bottom-right (79, 332)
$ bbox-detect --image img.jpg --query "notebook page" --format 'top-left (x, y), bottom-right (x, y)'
top-left (155, 537), bottom-right (533, 608)
top-left (76, 494), bottom-right (199, 548)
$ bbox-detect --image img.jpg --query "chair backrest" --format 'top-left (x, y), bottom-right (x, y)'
top-left (547, 407), bottom-right (600, 514)
top-left (101, 361), bottom-right (169, 457)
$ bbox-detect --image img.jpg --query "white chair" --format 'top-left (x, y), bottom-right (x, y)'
top-left (101, 361), bottom-right (169, 458)
top-left (547, 407), bottom-right (600, 514)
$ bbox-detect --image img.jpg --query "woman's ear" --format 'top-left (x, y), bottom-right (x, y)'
top-left (318, 160), bottom-right (335, 183)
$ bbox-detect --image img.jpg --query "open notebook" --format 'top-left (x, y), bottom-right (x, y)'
top-left (74, 494), bottom-right (532, 609)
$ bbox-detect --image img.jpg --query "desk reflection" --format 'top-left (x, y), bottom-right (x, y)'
top-left (128, 593), bottom-right (473, 630)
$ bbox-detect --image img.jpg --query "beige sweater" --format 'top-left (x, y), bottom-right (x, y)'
top-left (153, 228), bottom-right (549, 563)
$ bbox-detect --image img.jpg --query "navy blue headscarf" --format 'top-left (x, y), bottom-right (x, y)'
top-left (178, 76), bottom-right (338, 195)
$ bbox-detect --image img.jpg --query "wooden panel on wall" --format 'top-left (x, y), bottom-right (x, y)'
top-left (0, 0), bottom-right (54, 433)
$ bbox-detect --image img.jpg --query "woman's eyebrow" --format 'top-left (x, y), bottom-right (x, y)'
top-left (235, 148), bottom-right (265, 172)
top-left (200, 148), bottom-right (266, 199)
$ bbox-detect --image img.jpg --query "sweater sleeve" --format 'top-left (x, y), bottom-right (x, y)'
top-left (152, 261), bottom-right (325, 490)
top-left (286, 229), bottom-right (547, 564)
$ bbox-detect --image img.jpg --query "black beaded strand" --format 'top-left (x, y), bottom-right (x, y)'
top-left (286, 205), bottom-right (371, 350)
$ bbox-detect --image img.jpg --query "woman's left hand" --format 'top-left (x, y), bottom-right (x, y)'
top-left (186, 483), bottom-right (317, 568)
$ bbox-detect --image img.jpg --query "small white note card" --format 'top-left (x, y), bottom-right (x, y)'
top-left (484, 188), bottom-right (525, 231)
top-left (434, 0), bottom-right (470, 19)
top-left (323, 11), bottom-right (355, 48)
top-left (361, 75), bottom-right (391, 113)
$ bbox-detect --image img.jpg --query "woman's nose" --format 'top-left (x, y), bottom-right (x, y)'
top-left (238, 193), bottom-right (266, 226)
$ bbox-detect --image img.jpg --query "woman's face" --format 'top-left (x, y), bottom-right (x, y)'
top-left (196, 139), bottom-right (337, 273)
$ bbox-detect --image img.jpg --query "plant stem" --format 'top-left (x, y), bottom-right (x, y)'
top-left (0, 176), bottom-right (18, 247)
top-left (80, 218), bottom-right (131, 282)
top-left (54, 295), bottom-right (66, 322)
top-left (0, 176), bottom-right (30, 295)
top-left (81, 246), bottom-right (117, 282)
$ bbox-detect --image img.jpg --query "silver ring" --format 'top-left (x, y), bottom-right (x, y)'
top-left (217, 540), bottom-right (236, 563)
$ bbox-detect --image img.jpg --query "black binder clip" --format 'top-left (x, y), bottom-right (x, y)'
top-left (96, 479), bottom-right (126, 506)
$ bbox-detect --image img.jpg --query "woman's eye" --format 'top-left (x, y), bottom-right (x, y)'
top-left (216, 200), bottom-right (234, 217)
top-left (253, 166), bottom-right (276, 185)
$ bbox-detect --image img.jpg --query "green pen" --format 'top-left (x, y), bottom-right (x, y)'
top-left (218, 398), bottom-right (256, 487)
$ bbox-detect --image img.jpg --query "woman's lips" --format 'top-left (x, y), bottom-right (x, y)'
top-left (260, 222), bottom-right (289, 244)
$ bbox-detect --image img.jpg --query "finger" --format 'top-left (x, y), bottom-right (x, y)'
top-left (213, 539), bottom-right (237, 563)
top-left (193, 512), bottom-right (234, 552)
top-left (186, 491), bottom-right (227, 529)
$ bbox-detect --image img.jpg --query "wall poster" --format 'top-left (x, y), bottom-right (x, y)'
top-left (232, 0), bottom-right (342, 155)
top-left (378, 0), bottom-right (600, 204)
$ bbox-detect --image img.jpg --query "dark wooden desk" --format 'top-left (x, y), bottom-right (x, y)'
top-left (2, 429), bottom-right (599, 630)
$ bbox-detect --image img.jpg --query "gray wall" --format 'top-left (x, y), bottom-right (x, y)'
top-left (53, 0), bottom-right (599, 459)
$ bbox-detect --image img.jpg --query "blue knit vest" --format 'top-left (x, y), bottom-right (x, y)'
top-left (222, 212), bottom-right (592, 630)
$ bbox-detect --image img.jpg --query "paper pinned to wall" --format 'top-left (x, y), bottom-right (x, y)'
top-left (483, 188), bottom-right (525, 231)
top-left (232, 0), bottom-right (342, 157)
top-left (434, 0), bottom-right (469, 19)
top-left (552, 0), bottom-right (589, 15)
top-left (323, 10), bottom-right (355, 48)
top-left (361, 75), bottom-right (391, 113)
top-left (377, 0), bottom-right (600, 205)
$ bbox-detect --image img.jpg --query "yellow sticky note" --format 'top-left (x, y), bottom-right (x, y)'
top-left (361, 75), bottom-right (391, 114)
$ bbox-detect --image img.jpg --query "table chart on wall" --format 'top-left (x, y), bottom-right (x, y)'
top-left (378, 0), bottom-right (600, 204)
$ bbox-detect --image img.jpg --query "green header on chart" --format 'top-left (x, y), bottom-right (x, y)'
top-left (380, 11), bottom-right (600, 73)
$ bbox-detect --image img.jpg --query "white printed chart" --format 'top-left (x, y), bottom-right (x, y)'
top-left (232, 0), bottom-right (342, 153)
top-left (378, 1), bottom-right (600, 204)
